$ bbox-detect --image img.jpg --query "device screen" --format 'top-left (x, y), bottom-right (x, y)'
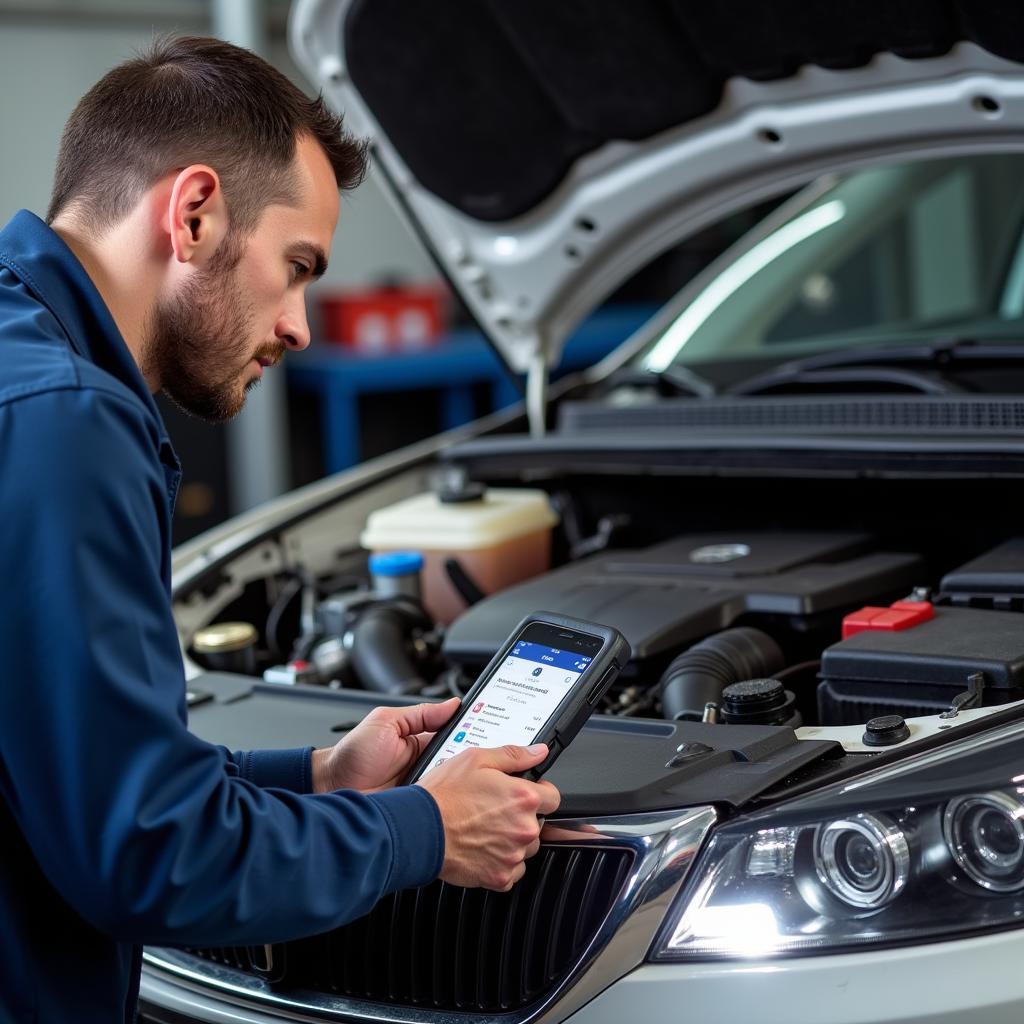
top-left (421, 625), bottom-right (600, 776)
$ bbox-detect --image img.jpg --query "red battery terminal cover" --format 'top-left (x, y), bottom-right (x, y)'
top-left (841, 600), bottom-right (935, 640)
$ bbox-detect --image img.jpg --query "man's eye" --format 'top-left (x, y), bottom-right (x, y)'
top-left (290, 262), bottom-right (309, 281)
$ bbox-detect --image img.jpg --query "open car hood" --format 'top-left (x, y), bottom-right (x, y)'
top-left (290, 0), bottom-right (1024, 375)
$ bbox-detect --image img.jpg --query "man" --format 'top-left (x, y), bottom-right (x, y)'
top-left (0, 36), bottom-right (559, 1023)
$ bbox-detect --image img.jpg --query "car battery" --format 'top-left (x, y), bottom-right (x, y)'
top-left (939, 538), bottom-right (1024, 611)
top-left (818, 605), bottom-right (1024, 725)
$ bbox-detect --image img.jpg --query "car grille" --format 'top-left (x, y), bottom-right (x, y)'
top-left (187, 844), bottom-right (634, 1014)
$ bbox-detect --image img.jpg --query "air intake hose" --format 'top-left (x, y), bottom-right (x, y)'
top-left (350, 603), bottom-right (428, 695)
top-left (659, 627), bottom-right (785, 721)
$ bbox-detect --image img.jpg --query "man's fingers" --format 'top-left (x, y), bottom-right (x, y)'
top-left (499, 861), bottom-right (528, 892)
top-left (476, 743), bottom-right (548, 773)
top-left (410, 731), bottom-right (435, 758)
top-left (387, 698), bottom-right (461, 737)
top-left (534, 780), bottom-right (561, 816)
top-left (425, 744), bottom-right (562, 892)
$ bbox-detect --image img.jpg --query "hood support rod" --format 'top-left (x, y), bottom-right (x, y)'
top-left (526, 352), bottom-right (549, 438)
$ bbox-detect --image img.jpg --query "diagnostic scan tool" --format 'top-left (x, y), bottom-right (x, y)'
top-left (408, 612), bottom-right (630, 782)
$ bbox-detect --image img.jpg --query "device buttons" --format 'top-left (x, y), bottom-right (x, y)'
top-left (587, 667), bottom-right (616, 705)
top-left (525, 736), bottom-right (563, 780)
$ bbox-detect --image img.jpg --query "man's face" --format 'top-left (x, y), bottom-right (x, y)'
top-left (152, 135), bottom-right (340, 422)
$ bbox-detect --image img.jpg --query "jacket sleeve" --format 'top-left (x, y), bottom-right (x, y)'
top-left (0, 387), bottom-right (444, 946)
top-left (225, 746), bottom-right (316, 793)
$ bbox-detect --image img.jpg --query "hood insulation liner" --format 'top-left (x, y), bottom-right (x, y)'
top-left (344, 0), bottom-right (1024, 222)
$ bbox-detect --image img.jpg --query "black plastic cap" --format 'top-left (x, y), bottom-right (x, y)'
top-left (438, 480), bottom-right (487, 504)
top-left (722, 678), bottom-right (785, 705)
top-left (720, 678), bottom-right (798, 726)
top-left (862, 714), bottom-right (911, 747)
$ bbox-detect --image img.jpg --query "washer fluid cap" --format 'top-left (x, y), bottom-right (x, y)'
top-left (368, 551), bottom-right (424, 577)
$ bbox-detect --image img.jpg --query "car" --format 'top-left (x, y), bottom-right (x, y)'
top-left (140, 2), bottom-right (1024, 1022)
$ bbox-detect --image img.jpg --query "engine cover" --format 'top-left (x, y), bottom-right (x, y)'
top-left (444, 532), bottom-right (923, 664)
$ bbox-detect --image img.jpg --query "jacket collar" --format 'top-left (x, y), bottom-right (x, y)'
top-left (0, 209), bottom-right (175, 456)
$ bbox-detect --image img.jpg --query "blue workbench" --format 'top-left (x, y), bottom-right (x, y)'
top-left (286, 304), bottom-right (655, 473)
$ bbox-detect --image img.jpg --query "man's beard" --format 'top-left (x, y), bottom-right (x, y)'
top-left (144, 241), bottom-right (273, 423)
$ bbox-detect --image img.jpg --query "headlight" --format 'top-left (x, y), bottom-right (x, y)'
top-left (944, 792), bottom-right (1024, 892)
top-left (652, 717), bottom-right (1024, 960)
top-left (813, 813), bottom-right (909, 910)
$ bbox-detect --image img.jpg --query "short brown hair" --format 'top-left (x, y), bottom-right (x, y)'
top-left (47, 35), bottom-right (367, 233)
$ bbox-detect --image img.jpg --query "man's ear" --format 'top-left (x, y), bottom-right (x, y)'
top-left (164, 165), bottom-right (229, 265)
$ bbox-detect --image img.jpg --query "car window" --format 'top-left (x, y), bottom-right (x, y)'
top-left (642, 154), bottom-right (1024, 371)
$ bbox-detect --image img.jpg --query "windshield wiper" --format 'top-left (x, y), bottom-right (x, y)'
top-left (727, 338), bottom-right (1024, 396)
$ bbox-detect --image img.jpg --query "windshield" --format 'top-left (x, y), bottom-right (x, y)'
top-left (640, 154), bottom-right (1024, 372)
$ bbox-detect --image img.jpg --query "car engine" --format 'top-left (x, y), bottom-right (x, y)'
top-left (185, 489), bottom-right (1024, 739)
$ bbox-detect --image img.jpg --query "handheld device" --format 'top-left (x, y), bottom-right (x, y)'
top-left (407, 611), bottom-right (630, 783)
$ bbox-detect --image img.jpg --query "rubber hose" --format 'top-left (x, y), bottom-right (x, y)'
top-left (350, 606), bottom-right (424, 695)
top-left (659, 627), bottom-right (785, 721)
top-left (444, 557), bottom-right (486, 607)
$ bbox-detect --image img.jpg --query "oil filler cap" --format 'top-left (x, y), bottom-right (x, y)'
top-left (720, 678), bottom-right (796, 726)
top-left (862, 714), bottom-right (911, 747)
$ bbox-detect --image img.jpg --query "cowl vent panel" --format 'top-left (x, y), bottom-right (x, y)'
top-left (558, 397), bottom-right (1024, 435)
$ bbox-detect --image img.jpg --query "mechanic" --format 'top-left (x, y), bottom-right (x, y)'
top-left (0, 36), bottom-right (559, 1024)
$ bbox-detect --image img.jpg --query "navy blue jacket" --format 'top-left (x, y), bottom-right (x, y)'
top-left (0, 211), bottom-right (444, 1022)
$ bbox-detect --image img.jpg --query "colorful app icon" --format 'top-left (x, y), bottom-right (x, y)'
top-left (532, 667), bottom-right (543, 677)
top-left (453, 731), bottom-right (466, 743)
top-left (472, 701), bottom-right (485, 713)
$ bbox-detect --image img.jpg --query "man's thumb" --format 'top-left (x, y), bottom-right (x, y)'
top-left (391, 696), bottom-right (459, 732)
top-left (415, 696), bottom-right (461, 732)
top-left (481, 742), bottom-right (548, 772)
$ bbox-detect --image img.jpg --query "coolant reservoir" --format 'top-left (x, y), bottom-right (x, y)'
top-left (360, 488), bottom-right (558, 624)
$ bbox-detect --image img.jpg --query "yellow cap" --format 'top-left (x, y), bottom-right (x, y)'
top-left (192, 622), bottom-right (257, 654)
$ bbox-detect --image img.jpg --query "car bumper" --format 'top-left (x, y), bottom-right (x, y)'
top-left (572, 929), bottom-right (1024, 1024)
top-left (141, 927), bottom-right (1023, 1024)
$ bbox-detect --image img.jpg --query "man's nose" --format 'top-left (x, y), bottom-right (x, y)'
top-left (275, 297), bottom-right (311, 352)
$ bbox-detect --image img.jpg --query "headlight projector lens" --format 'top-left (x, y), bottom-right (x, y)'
top-left (815, 813), bottom-right (909, 909)
top-left (944, 792), bottom-right (1024, 892)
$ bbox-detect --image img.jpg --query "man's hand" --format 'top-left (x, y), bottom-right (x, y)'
top-left (312, 698), bottom-right (461, 793)
top-left (417, 744), bottom-right (561, 891)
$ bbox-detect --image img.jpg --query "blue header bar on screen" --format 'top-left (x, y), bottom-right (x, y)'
top-left (510, 640), bottom-right (593, 673)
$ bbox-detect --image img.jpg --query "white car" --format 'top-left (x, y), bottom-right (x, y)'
top-left (140, 2), bottom-right (1024, 1021)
